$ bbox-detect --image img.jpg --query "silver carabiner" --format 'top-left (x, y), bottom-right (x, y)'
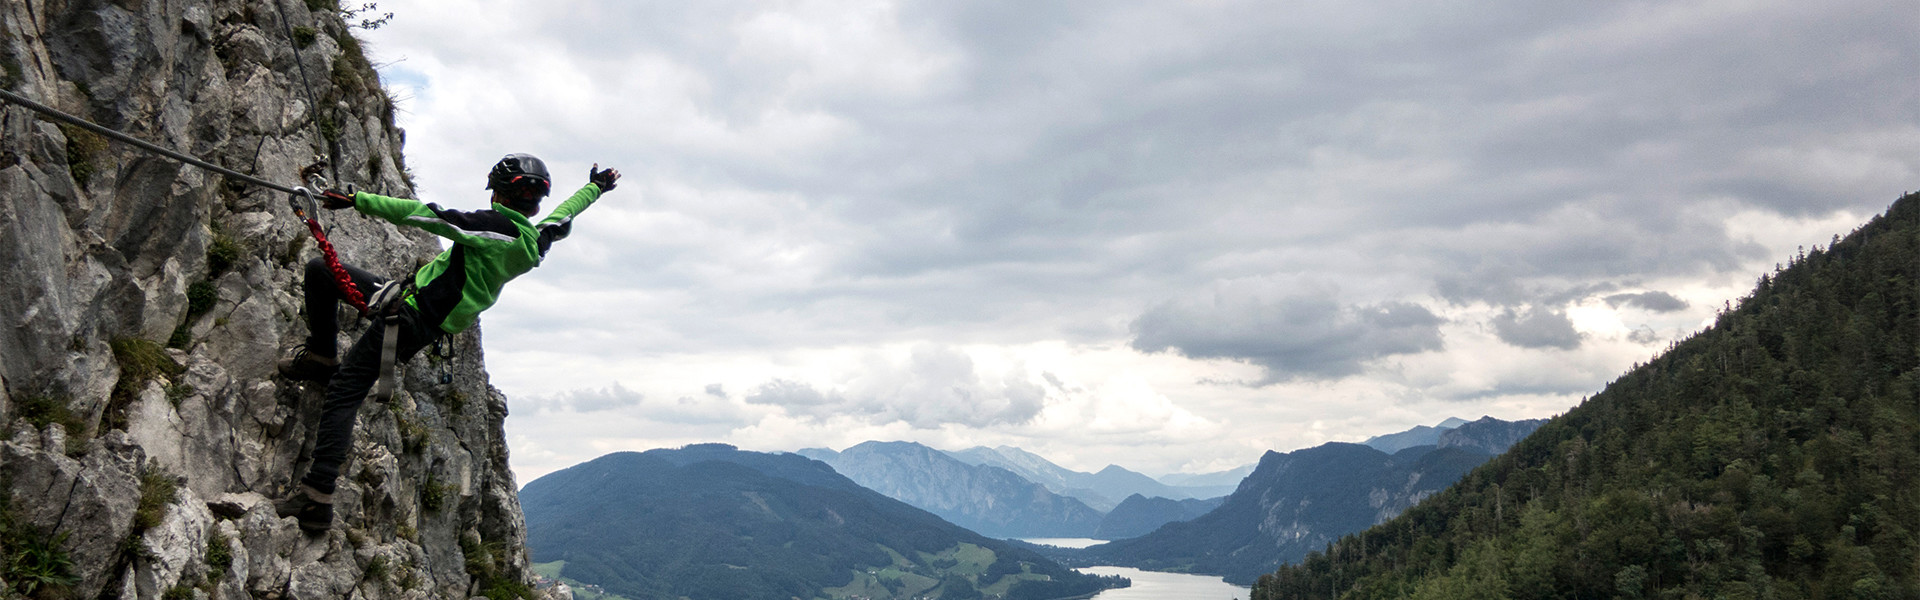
top-left (288, 186), bottom-right (320, 220)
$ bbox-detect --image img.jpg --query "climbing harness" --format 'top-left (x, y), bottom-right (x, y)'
top-left (364, 277), bottom-right (416, 403)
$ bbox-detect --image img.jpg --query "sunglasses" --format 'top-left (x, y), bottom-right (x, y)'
top-left (504, 175), bottom-right (551, 198)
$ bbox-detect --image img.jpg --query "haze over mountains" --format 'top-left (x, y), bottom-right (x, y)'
top-left (795, 442), bottom-right (1106, 538)
top-left (945, 446), bottom-right (1237, 509)
top-left (800, 417), bottom-right (1541, 545)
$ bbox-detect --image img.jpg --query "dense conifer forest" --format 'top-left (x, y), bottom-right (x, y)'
top-left (1252, 192), bottom-right (1920, 599)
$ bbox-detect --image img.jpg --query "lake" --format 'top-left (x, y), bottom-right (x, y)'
top-left (1077, 566), bottom-right (1248, 600)
top-left (1021, 537), bottom-right (1106, 549)
top-left (1016, 539), bottom-right (1248, 600)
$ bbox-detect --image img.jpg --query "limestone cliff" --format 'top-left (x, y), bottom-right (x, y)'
top-left (0, 1), bottom-right (557, 598)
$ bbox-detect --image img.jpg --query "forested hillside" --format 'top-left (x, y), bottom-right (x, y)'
top-left (1253, 192), bottom-right (1920, 599)
top-left (521, 444), bottom-right (1122, 600)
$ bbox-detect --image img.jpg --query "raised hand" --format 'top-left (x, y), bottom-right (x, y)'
top-left (590, 164), bottom-right (621, 192)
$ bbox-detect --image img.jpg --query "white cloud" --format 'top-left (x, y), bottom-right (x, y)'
top-left (358, 0), bottom-right (1920, 483)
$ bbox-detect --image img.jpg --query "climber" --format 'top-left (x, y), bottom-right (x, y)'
top-left (273, 153), bottom-right (619, 533)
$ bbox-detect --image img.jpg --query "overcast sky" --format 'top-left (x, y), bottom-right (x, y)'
top-left (359, 0), bottom-right (1918, 484)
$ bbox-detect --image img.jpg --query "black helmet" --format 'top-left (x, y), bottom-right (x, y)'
top-left (485, 153), bottom-right (551, 198)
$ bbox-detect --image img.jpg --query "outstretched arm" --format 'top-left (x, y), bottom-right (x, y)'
top-left (349, 191), bottom-right (522, 248)
top-left (534, 164), bottom-right (619, 256)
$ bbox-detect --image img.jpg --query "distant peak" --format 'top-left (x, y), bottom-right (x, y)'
top-left (1436, 417), bottom-right (1472, 429)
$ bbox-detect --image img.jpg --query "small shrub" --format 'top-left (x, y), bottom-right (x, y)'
top-left (364, 554), bottom-right (390, 583)
top-left (421, 473), bottom-right (457, 512)
top-left (391, 405), bottom-right (429, 453)
top-left (204, 532), bottom-right (233, 583)
top-left (112, 337), bottom-right (183, 397)
top-left (132, 466), bottom-right (179, 531)
top-left (304, 0), bottom-right (338, 11)
top-left (186, 280), bottom-right (218, 318)
top-left (291, 26), bottom-right (318, 48)
top-left (59, 123), bottom-right (108, 188)
top-left (165, 383), bottom-right (195, 407)
top-left (329, 53), bottom-right (365, 94)
top-left (166, 320), bottom-right (193, 349)
top-left (317, 115), bottom-right (341, 144)
top-left (398, 568), bottom-right (423, 590)
top-left (8, 531), bottom-right (80, 597)
top-left (206, 231), bottom-right (244, 279)
top-left (16, 394), bottom-right (87, 435)
top-left (460, 535), bottom-right (535, 600)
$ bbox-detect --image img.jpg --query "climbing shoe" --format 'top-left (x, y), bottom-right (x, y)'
top-left (274, 484), bottom-right (334, 533)
top-left (277, 345), bottom-right (337, 382)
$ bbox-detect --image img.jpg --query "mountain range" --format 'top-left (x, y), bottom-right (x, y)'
top-left (520, 444), bottom-right (1122, 600)
top-left (945, 446), bottom-right (1234, 509)
top-left (796, 442), bottom-right (1106, 538)
top-left (1076, 443), bottom-right (1497, 583)
top-left (1359, 416), bottom-right (1473, 453)
top-left (806, 417), bottom-right (1538, 548)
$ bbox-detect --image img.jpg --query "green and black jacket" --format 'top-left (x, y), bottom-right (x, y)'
top-left (349, 183), bottom-right (603, 334)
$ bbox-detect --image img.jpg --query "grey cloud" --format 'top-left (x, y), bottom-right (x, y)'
top-left (1606, 291), bottom-right (1690, 313)
top-left (1130, 291), bottom-right (1445, 383)
top-left (744, 346), bottom-right (1045, 428)
top-left (746, 379), bottom-right (834, 408)
top-left (558, 0), bottom-right (1880, 351)
top-left (375, 0), bottom-right (1916, 390)
top-left (550, 386), bottom-right (645, 413)
top-left (1427, 204), bottom-right (1764, 307)
top-left (1491, 307), bottom-right (1582, 350)
top-left (1628, 325), bottom-right (1662, 345)
top-left (540, 384), bottom-right (751, 426)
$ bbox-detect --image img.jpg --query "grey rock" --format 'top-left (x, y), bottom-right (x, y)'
top-left (0, 0), bottom-right (549, 598)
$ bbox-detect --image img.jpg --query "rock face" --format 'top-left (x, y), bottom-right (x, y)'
top-left (0, 1), bottom-right (555, 599)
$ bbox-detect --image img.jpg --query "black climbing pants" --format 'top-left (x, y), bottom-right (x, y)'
top-left (298, 258), bottom-right (444, 494)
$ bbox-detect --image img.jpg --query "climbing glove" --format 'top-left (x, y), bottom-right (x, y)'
top-left (319, 189), bottom-right (355, 209)
top-left (589, 164), bottom-right (620, 192)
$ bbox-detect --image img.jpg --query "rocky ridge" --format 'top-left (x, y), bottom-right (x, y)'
top-left (1, 1), bottom-right (556, 598)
